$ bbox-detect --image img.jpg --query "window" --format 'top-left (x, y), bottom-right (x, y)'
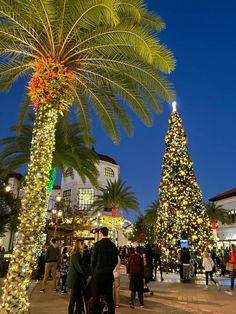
top-left (78, 188), bottom-right (94, 210)
top-left (229, 210), bottom-right (236, 223)
top-left (104, 167), bottom-right (114, 177)
top-left (63, 189), bottom-right (71, 206)
top-left (65, 167), bottom-right (74, 179)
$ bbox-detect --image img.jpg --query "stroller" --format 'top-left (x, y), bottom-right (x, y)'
top-left (143, 265), bottom-right (154, 296)
top-left (182, 264), bottom-right (191, 280)
top-left (182, 262), bottom-right (195, 281)
top-left (81, 276), bottom-right (108, 314)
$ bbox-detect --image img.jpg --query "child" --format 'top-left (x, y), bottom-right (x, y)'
top-left (60, 251), bottom-right (69, 293)
top-left (202, 251), bottom-right (220, 290)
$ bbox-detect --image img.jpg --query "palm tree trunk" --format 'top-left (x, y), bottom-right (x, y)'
top-left (1, 104), bottom-right (57, 313)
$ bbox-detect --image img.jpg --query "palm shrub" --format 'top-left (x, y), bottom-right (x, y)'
top-left (0, 0), bottom-right (175, 312)
top-left (205, 202), bottom-right (232, 225)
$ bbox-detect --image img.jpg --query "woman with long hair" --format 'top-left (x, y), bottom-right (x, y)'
top-left (202, 251), bottom-right (220, 290)
top-left (67, 239), bottom-right (86, 314)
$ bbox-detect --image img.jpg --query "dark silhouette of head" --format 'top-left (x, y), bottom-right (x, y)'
top-left (100, 227), bottom-right (109, 237)
top-left (51, 238), bottom-right (57, 244)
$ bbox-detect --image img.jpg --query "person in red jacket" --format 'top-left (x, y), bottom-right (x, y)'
top-left (127, 246), bottom-right (144, 308)
top-left (225, 244), bottom-right (236, 295)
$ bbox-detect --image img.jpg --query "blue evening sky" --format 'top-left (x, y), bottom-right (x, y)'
top-left (0, 1), bottom-right (236, 221)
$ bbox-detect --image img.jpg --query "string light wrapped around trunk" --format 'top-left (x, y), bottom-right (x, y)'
top-left (0, 58), bottom-right (75, 313)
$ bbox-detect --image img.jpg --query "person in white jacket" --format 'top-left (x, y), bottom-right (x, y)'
top-left (113, 254), bottom-right (121, 307)
top-left (202, 251), bottom-right (220, 290)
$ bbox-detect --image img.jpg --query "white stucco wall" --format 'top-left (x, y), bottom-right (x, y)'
top-left (59, 159), bottom-right (120, 208)
top-left (214, 196), bottom-right (236, 241)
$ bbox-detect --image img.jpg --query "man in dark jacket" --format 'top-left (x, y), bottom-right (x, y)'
top-left (91, 227), bottom-right (118, 314)
top-left (40, 238), bottom-right (60, 292)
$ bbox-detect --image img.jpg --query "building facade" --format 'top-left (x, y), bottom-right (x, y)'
top-left (0, 150), bottom-right (131, 249)
top-left (49, 150), bottom-right (130, 246)
top-left (209, 187), bottom-right (236, 245)
top-left (54, 150), bottom-right (119, 210)
top-left (0, 173), bottom-right (23, 251)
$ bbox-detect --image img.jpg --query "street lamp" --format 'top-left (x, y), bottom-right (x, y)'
top-left (51, 209), bottom-right (63, 237)
top-left (0, 180), bottom-right (12, 193)
top-left (55, 193), bottom-right (62, 202)
top-left (51, 196), bottom-right (63, 237)
top-left (90, 212), bottom-right (103, 242)
top-left (4, 185), bottom-right (11, 193)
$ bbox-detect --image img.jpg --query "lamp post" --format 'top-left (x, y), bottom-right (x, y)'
top-left (51, 194), bottom-right (63, 237)
top-left (90, 212), bottom-right (103, 242)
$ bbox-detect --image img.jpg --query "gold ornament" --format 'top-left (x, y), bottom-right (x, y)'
top-left (197, 218), bottom-right (203, 224)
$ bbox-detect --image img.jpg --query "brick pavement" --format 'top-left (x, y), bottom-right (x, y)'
top-left (29, 268), bottom-right (236, 314)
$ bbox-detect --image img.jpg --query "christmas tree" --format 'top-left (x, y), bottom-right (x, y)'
top-left (155, 102), bottom-right (214, 270)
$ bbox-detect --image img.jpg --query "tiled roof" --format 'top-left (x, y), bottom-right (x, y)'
top-left (53, 185), bottom-right (61, 190)
top-left (7, 172), bottom-right (23, 181)
top-left (92, 148), bottom-right (118, 165)
top-left (209, 187), bottom-right (236, 202)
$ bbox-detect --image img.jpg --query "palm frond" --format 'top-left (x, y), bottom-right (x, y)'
top-left (0, 116), bottom-right (99, 186)
top-left (73, 90), bottom-right (92, 137)
top-left (59, 0), bottom-right (120, 55)
top-left (75, 76), bottom-right (120, 143)
top-left (30, 0), bottom-right (55, 55)
top-left (141, 12), bottom-right (165, 32)
top-left (16, 93), bottom-right (33, 132)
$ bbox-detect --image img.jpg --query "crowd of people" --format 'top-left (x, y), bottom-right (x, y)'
top-left (38, 227), bottom-right (119, 314)
top-left (35, 235), bottom-right (236, 314)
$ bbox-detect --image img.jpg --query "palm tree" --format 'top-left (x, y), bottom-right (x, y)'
top-left (131, 215), bottom-right (147, 243)
top-left (92, 179), bottom-right (139, 240)
top-left (0, 1), bottom-right (175, 311)
top-left (0, 116), bottom-right (99, 187)
top-left (143, 199), bottom-right (160, 225)
top-left (205, 202), bottom-right (232, 225)
top-left (131, 199), bottom-right (160, 244)
top-left (92, 179), bottom-right (140, 214)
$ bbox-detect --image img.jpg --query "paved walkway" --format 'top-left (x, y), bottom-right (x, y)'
top-left (29, 267), bottom-right (236, 314)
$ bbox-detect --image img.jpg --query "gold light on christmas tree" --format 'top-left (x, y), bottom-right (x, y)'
top-left (155, 102), bottom-right (214, 270)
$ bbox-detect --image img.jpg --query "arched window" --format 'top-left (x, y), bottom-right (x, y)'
top-left (65, 167), bottom-right (74, 178)
top-left (104, 167), bottom-right (114, 177)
